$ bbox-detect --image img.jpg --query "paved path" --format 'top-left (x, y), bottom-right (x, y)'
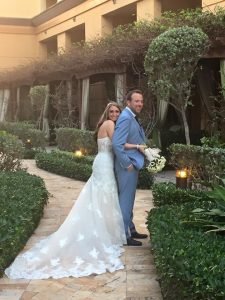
top-left (0, 160), bottom-right (163, 300)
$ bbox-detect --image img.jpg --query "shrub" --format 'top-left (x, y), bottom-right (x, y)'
top-left (35, 150), bottom-right (93, 182)
top-left (0, 122), bottom-right (46, 149)
top-left (0, 131), bottom-right (24, 171)
top-left (168, 143), bottom-right (225, 187)
top-left (56, 128), bottom-right (97, 154)
top-left (138, 167), bottom-right (155, 189)
top-left (0, 171), bottom-right (48, 276)
top-left (36, 150), bottom-right (154, 189)
top-left (147, 199), bottom-right (225, 299)
top-left (152, 182), bottom-right (209, 207)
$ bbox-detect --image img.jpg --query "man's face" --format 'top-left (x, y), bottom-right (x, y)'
top-left (127, 92), bottom-right (144, 114)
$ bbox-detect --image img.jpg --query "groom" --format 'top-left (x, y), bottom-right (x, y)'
top-left (112, 89), bottom-right (148, 246)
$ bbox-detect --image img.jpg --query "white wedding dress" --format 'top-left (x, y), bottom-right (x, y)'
top-left (5, 137), bottom-right (126, 279)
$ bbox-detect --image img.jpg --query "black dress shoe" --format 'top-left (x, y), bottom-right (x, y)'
top-left (131, 232), bottom-right (148, 239)
top-left (126, 238), bottom-right (142, 246)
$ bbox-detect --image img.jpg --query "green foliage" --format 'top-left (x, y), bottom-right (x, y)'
top-left (35, 150), bottom-right (154, 189)
top-left (144, 26), bottom-right (209, 104)
top-left (152, 182), bottom-right (209, 207)
top-left (0, 131), bottom-right (24, 171)
top-left (144, 26), bottom-right (209, 144)
top-left (36, 150), bottom-right (93, 182)
top-left (0, 171), bottom-right (48, 276)
top-left (147, 199), bottom-right (225, 299)
top-left (201, 133), bottom-right (225, 149)
top-left (168, 143), bottom-right (225, 187)
top-left (23, 148), bottom-right (43, 159)
top-left (56, 128), bottom-right (97, 155)
top-left (137, 167), bottom-right (154, 189)
top-left (184, 185), bottom-right (225, 234)
top-left (0, 122), bottom-right (46, 149)
top-left (29, 85), bottom-right (47, 106)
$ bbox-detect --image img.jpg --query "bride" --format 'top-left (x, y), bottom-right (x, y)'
top-left (5, 102), bottom-right (142, 280)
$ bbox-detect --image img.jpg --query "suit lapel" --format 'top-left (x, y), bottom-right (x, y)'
top-left (124, 108), bottom-right (145, 141)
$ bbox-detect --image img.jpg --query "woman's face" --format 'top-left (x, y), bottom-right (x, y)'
top-left (108, 105), bottom-right (120, 122)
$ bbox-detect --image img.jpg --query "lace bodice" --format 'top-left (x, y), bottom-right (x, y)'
top-left (97, 137), bottom-right (112, 153)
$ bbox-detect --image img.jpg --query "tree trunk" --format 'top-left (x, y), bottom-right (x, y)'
top-left (181, 107), bottom-right (190, 145)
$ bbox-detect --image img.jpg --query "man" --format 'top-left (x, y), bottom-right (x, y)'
top-left (112, 89), bottom-right (148, 246)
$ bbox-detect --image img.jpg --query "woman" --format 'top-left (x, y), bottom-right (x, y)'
top-left (5, 102), bottom-right (145, 279)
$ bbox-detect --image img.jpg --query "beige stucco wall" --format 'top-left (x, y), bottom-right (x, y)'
top-left (202, 0), bottom-right (225, 10)
top-left (0, 0), bottom-right (225, 71)
top-left (0, 0), bottom-right (44, 18)
top-left (0, 27), bottom-right (38, 70)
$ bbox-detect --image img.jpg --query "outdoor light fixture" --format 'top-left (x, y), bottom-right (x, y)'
top-left (176, 168), bottom-right (188, 189)
top-left (74, 150), bottom-right (83, 157)
top-left (25, 139), bottom-right (32, 149)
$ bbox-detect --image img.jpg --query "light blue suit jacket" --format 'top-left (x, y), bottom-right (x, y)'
top-left (112, 107), bottom-right (146, 170)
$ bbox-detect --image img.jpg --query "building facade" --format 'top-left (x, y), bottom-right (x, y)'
top-left (0, 0), bottom-right (224, 136)
top-left (2, 0), bottom-right (222, 71)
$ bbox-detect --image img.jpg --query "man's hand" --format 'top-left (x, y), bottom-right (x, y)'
top-left (137, 144), bottom-right (147, 154)
top-left (127, 164), bottom-right (134, 172)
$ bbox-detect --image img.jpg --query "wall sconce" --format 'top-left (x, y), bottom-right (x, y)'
top-left (176, 168), bottom-right (188, 189)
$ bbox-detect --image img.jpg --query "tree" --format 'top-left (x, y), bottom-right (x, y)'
top-left (144, 26), bottom-right (209, 144)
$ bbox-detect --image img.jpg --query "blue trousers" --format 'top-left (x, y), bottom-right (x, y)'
top-left (115, 161), bottom-right (138, 238)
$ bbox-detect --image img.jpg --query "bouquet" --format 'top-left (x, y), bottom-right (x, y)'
top-left (144, 147), bottom-right (166, 174)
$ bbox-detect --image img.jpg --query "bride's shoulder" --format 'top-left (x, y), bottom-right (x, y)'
top-left (103, 120), bottom-right (115, 127)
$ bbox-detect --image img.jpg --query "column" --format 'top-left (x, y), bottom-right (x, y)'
top-left (101, 16), bottom-right (113, 37)
top-left (57, 32), bottom-right (72, 55)
top-left (115, 73), bottom-right (126, 106)
top-left (137, 0), bottom-right (161, 21)
top-left (15, 87), bottom-right (20, 121)
top-left (0, 89), bottom-right (10, 122)
top-left (38, 42), bottom-right (48, 60)
top-left (0, 90), bottom-right (4, 119)
top-left (42, 84), bottom-right (50, 139)
top-left (85, 13), bottom-right (102, 40)
top-left (81, 78), bottom-right (90, 129)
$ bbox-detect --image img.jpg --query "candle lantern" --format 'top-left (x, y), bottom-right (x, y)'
top-left (176, 169), bottom-right (188, 189)
top-left (25, 139), bottom-right (32, 149)
top-left (74, 150), bottom-right (83, 157)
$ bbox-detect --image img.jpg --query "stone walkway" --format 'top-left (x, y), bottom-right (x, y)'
top-left (0, 160), bottom-right (163, 300)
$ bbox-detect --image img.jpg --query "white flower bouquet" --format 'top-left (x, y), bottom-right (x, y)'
top-left (144, 147), bottom-right (166, 174)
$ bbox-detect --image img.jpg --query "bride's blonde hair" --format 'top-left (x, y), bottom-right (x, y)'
top-left (94, 102), bottom-right (122, 141)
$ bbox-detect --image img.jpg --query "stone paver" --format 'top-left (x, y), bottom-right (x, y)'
top-left (0, 160), bottom-right (163, 300)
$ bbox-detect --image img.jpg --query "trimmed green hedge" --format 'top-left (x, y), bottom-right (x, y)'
top-left (36, 150), bottom-right (93, 182)
top-left (152, 182), bottom-right (209, 207)
top-left (147, 200), bottom-right (225, 299)
top-left (0, 122), bottom-right (46, 149)
top-left (56, 128), bottom-right (97, 154)
top-left (0, 171), bottom-right (49, 276)
top-left (35, 150), bottom-right (154, 189)
top-left (0, 130), bottom-right (24, 171)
